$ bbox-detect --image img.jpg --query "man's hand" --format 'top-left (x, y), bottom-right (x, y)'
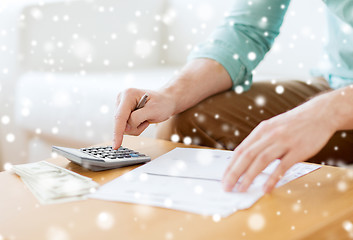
top-left (113, 88), bottom-right (176, 149)
top-left (222, 92), bottom-right (338, 193)
top-left (112, 59), bottom-right (233, 150)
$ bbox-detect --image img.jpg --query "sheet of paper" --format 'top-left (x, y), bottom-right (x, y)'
top-left (89, 148), bottom-right (321, 217)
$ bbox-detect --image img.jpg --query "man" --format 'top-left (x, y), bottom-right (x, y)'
top-left (113, 0), bottom-right (353, 193)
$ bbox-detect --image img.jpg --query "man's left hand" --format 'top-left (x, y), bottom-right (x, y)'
top-left (222, 94), bottom-right (337, 193)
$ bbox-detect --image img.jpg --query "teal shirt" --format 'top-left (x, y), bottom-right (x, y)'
top-left (188, 0), bottom-right (353, 90)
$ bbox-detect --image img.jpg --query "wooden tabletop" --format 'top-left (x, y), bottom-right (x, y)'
top-left (1, 136), bottom-right (353, 240)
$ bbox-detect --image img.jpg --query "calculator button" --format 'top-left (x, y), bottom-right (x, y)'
top-left (130, 153), bottom-right (139, 157)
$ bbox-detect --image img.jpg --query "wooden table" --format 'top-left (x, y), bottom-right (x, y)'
top-left (1, 136), bottom-right (353, 240)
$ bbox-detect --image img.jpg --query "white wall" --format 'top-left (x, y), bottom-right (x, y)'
top-left (0, 0), bottom-right (328, 168)
top-left (255, 0), bottom-right (327, 80)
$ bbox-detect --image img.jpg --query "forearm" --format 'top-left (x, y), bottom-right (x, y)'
top-left (160, 58), bottom-right (232, 115)
top-left (327, 85), bottom-right (353, 130)
top-left (307, 85), bottom-right (353, 132)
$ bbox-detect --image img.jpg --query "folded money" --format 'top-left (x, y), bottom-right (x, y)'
top-left (12, 161), bottom-right (99, 204)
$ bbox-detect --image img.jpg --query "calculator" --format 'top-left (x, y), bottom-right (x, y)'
top-left (52, 146), bottom-right (151, 171)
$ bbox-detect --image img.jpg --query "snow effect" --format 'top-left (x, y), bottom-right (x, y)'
top-left (212, 214), bottom-right (221, 222)
top-left (255, 95), bottom-right (266, 107)
top-left (183, 136), bottom-right (192, 145)
top-left (248, 213), bottom-right (265, 231)
top-left (0, 2), bottom-right (350, 236)
top-left (337, 180), bottom-right (348, 192)
top-left (6, 133), bottom-right (15, 143)
top-left (3, 162), bottom-right (13, 171)
top-left (235, 86), bottom-right (244, 94)
top-left (46, 226), bottom-right (70, 240)
top-left (97, 212), bottom-right (115, 230)
top-left (275, 85), bottom-right (285, 94)
top-left (248, 52), bottom-right (257, 61)
top-left (1, 115), bottom-right (10, 125)
top-left (171, 134), bottom-right (180, 143)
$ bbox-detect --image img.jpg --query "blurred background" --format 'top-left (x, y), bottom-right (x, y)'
top-left (0, 0), bottom-right (326, 169)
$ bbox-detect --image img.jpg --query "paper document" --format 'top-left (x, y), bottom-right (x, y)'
top-left (90, 148), bottom-right (320, 217)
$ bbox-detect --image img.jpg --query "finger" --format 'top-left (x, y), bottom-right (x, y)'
top-left (237, 144), bottom-right (287, 192)
top-left (222, 146), bottom-right (246, 184)
top-left (222, 136), bottom-right (272, 192)
top-left (126, 121), bottom-right (150, 136)
top-left (125, 108), bottom-right (151, 135)
top-left (113, 109), bottom-right (130, 149)
top-left (234, 121), bottom-right (269, 152)
top-left (223, 121), bottom-right (269, 179)
top-left (113, 93), bottom-right (139, 149)
top-left (222, 151), bottom-right (238, 182)
top-left (263, 153), bottom-right (296, 193)
top-left (128, 107), bottom-right (153, 129)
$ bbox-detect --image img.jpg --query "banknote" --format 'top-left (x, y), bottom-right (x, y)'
top-left (13, 161), bottom-right (99, 204)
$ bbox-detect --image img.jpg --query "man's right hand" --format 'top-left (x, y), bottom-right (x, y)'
top-left (113, 88), bottom-right (177, 149)
top-left (113, 59), bottom-right (233, 149)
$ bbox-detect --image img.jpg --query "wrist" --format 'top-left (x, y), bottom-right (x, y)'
top-left (312, 87), bottom-right (353, 132)
top-left (328, 87), bottom-right (353, 130)
top-left (159, 81), bottom-right (184, 116)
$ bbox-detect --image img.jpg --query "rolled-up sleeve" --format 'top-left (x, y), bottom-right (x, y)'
top-left (188, 0), bottom-right (290, 90)
top-left (324, 0), bottom-right (353, 27)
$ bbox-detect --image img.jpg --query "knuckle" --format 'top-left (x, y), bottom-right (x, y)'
top-left (269, 128), bottom-right (281, 139)
top-left (226, 168), bottom-right (238, 180)
top-left (257, 152), bottom-right (269, 162)
top-left (124, 88), bottom-right (137, 96)
top-left (258, 120), bottom-right (270, 130)
top-left (243, 150), bottom-right (255, 160)
top-left (129, 114), bottom-right (138, 126)
top-left (242, 174), bottom-right (252, 184)
top-left (114, 114), bottom-right (124, 120)
top-left (235, 148), bottom-right (244, 157)
top-left (227, 172), bottom-right (237, 182)
top-left (277, 162), bottom-right (289, 174)
top-left (268, 126), bottom-right (286, 139)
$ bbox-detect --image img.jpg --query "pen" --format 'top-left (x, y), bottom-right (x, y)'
top-left (134, 93), bottom-right (149, 110)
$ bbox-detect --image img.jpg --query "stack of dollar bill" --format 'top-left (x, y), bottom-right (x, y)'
top-left (12, 161), bottom-right (99, 204)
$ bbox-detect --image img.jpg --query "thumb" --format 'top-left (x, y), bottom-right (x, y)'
top-left (127, 106), bottom-right (153, 130)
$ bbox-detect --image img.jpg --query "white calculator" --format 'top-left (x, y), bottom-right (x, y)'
top-left (52, 145), bottom-right (151, 171)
